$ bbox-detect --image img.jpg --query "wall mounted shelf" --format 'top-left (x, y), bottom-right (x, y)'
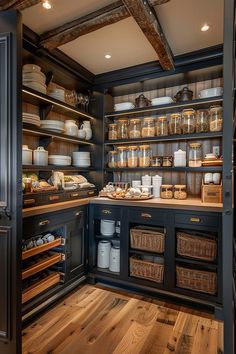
top-left (104, 166), bottom-right (223, 173)
top-left (23, 165), bottom-right (96, 172)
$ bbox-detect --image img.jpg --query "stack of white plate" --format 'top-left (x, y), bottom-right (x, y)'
top-left (72, 151), bottom-right (91, 167)
top-left (40, 120), bottom-right (65, 133)
top-left (48, 155), bottom-right (71, 166)
top-left (151, 97), bottom-right (173, 106)
top-left (49, 88), bottom-right (65, 102)
top-left (23, 64), bottom-right (47, 94)
top-left (199, 87), bottom-right (223, 98)
top-left (114, 102), bottom-right (134, 111)
top-left (23, 112), bottom-right (41, 127)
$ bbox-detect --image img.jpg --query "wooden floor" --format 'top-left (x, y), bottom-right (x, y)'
top-left (22, 284), bottom-right (223, 354)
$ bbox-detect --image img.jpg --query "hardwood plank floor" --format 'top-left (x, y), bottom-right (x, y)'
top-left (22, 284), bottom-right (223, 354)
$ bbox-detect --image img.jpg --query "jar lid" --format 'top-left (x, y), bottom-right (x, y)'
top-left (158, 116), bottom-right (167, 121)
top-left (170, 113), bottom-right (181, 118)
top-left (161, 184), bottom-right (173, 188)
top-left (174, 184), bottom-right (186, 189)
top-left (128, 145), bottom-right (138, 150)
top-left (117, 119), bottom-right (128, 123)
top-left (130, 118), bottom-right (141, 123)
top-left (210, 105), bottom-right (222, 111)
top-left (196, 109), bottom-right (209, 114)
top-left (189, 143), bottom-right (202, 148)
top-left (139, 145), bottom-right (150, 149)
top-left (117, 146), bottom-right (127, 150)
top-left (182, 109), bottom-right (195, 114)
top-left (108, 123), bottom-right (117, 127)
top-left (143, 117), bottom-right (154, 121)
top-left (109, 151), bottom-right (117, 154)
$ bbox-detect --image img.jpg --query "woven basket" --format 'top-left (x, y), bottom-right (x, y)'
top-left (176, 266), bottom-right (217, 295)
top-left (177, 232), bottom-right (217, 262)
top-left (130, 226), bottom-right (165, 253)
top-left (130, 256), bottom-right (164, 283)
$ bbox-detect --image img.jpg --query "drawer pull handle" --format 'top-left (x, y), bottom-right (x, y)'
top-left (190, 217), bottom-right (201, 223)
top-left (141, 213), bottom-right (152, 218)
top-left (102, 209), bottom-right (111, 215)
top-left (88, 191), bottom-right (95, 195)
top-left (49, 195), bottom-right (59, 201)
top-left (75, 211), bottom-right (83, 217)
top-left (39, 220), bottom-right (50, 226)
top-left (71, 193), bottom-right (79, 197)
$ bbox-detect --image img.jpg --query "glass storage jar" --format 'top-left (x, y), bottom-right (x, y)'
top-left (151, 156), bottom-right (163, 167)
top-left (209, 105), bottom-right (223, 132)
top-left (196, 109), bottom-right (209, 133)
top-left (160, 185), bottom-right (173, 199)
top-left (182, 109), bottom-right (196, 134)
top-left (174, 185), bottom-right (187, 200)
top-left (108, 123), bottom-right (118, 140)
top-left (139, 145), bottom-right (152, 167)
top-left (162, 156), bottom-right (173, 167)
top-left (188, 143), bottom-right (202, 167)
top-left (108, 151), bottom-right (117, 168)
top-left (169, 113), bottom-right (182, 135)
top-left (141, 117), bottom-right (155, 137)
top-left (129, 118), bottom-right (141, 139)
top-left (117, 119), bottom-right (128, 139)
top-left (127, 146), bottom-right (138, 168)
top-left (156, 116), bottom-right (168, 136)
top-left (117, 146), bottom-right (127, 168)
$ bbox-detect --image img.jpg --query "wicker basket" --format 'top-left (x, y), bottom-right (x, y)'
top-left (130, 256), bottom-right (164, 283)
top-left (177, 231), bottom-right (217, 262)
top-left (176, 266), bottom-right (217, 295)
top-left (130, 226), bottom-right (165, 253)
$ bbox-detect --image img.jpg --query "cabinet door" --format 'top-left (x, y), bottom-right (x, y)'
top-left (0, 11), bottom-right (22, 354)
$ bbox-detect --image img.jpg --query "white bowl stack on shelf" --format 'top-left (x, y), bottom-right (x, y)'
top-left (114, 102), bottom-right (134, 111)
top-left (199, 87), bottom-right (223, 99)
top-left (72, 152), bottom-right (91, 168)
top-left (48, 155), bottom-right (71, 166)
top-left (23, 64), bottom-right (47, 94)
top-left (40, 120), bottom-right (65, 133)
top-left (151, 97), bottom-right (173, 106)
top-left (49, 88), bottom-right (65, 102)
top-left (23, 112), bottom-right (41, 127)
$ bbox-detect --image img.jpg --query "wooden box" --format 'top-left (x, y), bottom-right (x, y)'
top-left (201, 181), bottom-right (222, 203)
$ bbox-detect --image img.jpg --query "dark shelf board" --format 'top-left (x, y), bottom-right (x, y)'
top-left (129, 249), bottom-right (164, 258)
top-left (104, 166), bottom-right (223, 173)
top-left (105, 96), bottom-right (223, 117)
top-left (93, 267), bottom-right (120, 277)
top-left (22, 165), bottom-right (96, 172)
top-left (95, 234), bottom-right (120, 241)
top-left (175, 257), bottom-right (218, 270)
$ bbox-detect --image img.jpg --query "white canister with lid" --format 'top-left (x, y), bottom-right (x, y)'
top-left (33, 146), bottom-right (48, 166)
top-left (109, 246), bottom-right (120, 273)
top-left (174, 149), bottom-right (187, 167)
top-left (142, 174), bottom-right (151, 186)
top-left (97, 240), bottom-right (111, 268)
top-left (22, 145), bottom-right (32, 165)
top-left (100, 219), bottom-right (115, 236)
top-left (152, 174), bottom-right (162, 198)
top-left (81, 121), bottom-right (92, 140)
top-left (65, 120), bottom-right (79, 136)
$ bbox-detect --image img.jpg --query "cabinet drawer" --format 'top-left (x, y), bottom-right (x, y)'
top-left (129, 209), bottom-right (166, 225)
top-left (175, 213), bottom-right (218, 228)
top-left (94, 206), bottom-right (120, 220)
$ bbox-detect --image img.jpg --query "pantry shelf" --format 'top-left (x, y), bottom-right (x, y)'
top-left (22, 253), bottom-right (63, 280)
top-left (22, 238), bottom-right (63, 260)
top-left (104, 166), bottom-right (223, 173)
top-left (129, 249), bottom-right (165, 258)
top-left (22, 165), bottom-right (96, 172)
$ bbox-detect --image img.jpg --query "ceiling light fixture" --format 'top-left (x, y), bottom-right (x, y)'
top-left (201, 23), bottom-right (210, 32)
top-left (105, 54), bottom-right (112, 59)
top-left (42, 0), bottom-right (52, 10)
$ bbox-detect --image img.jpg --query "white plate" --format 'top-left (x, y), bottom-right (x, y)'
top-left (49, 155), bottom-right (71, 159)
top-left (199, 87), bottom-right (223, 98)
top-left (23, 120), bottom-right (41, 127)
top-left (40, 120), bottom-right (64, 128)
top-left (24, 82), bottom-right (47, 94)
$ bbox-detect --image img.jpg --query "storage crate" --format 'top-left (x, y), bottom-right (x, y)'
top-left (201, 181), bottom-right (222, 203)
top-left (130, 255), bottom-right (164, 283)
top-left (130, 226), bottom-right (165, 253)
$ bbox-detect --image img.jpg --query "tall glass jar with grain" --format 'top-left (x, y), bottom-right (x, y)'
top-left (139, 145), bottom-right (152, 167)
top-left (127, 146), bottom-right (138, 168)
top-left (196, 109), bottom-right (209, 133)
top-left (129, 118), bottom-right (141, 139)
top-left (169, 113), bottom-right (182, 135)
top-left (108, 123), bottom-right (118, 140)
top-left (188, 143), bottom-right (202, 167)
top-left (156, 116), bottom-right (168, 136)
top-left (117, 146), bottom-right (127, 168)
top-left (117, 119), bottom-right (128, 139)
top-left (209, 105), bottom-right (223, 132)
top-left (108, 151), bottom-right (117, 168)
top-left (141, 117), bottom-right (155, 137)
top-left (182, 109), bottom-right (196, 134)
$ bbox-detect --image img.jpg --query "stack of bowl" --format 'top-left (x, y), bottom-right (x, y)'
top-left (72, 152), bottom-right (91, 167)
top-left (23, 64), bottom-right (47, 94)
top-left (48, 155), bottom-right (71, 166)
top-left (49, 88), bottom-right (65, 102)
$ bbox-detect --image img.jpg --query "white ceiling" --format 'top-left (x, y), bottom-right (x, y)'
top-left (22, 0), bottom-right (224, 74)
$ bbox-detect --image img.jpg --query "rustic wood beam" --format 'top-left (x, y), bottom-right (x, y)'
top-left (148, 0), bottom-right (171, 6)
top-left (40, 1), bottom-right (130, 50)
top-left (122, 0), bottom-right (174, 70)
top-left (0, 0), bottom-right (41, 10)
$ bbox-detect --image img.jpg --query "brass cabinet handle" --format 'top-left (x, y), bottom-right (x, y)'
top-left (71, 193), bottom-right (79, 197)
top-left (49, 195), bottom-right (59, 201)
top-left (75, 211), bottom-right (83, 216)
top-left (38, 220), bottom-right (50, 226)
top-left (190, 217), bottom-right (201, 223)
top-left (141, 213), bottom-right (152, 218)
top-left (88, 191), bottom-right (95, 195)
top-left (102, 209), bottom-right (111, 215)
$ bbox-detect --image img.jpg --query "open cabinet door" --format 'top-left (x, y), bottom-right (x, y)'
top-left (0, 10), bottom-right (22, 354)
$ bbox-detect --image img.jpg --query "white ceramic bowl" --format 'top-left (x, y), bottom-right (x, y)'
top-left (40, 120), bottom-right (65, 128)
top-left (23, 64), bottom-right (42, 73)
top-left (151, 97), bottom-right (173, 105)
top-left (199, 87), bottom-right (223, 98)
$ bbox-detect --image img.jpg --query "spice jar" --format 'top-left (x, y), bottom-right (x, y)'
top-left (139, 145), bottom-right (152, 167)
top-left (129, 118), bottom-right (141, 139)
top-left (156, 116), bottom-right (168, 136)
top-left (196, 109), bottom-right (209, 133)
top-left (108, 123), bottom-right (118, 140)
top-left (141, 117), bottom-right (155, 137)
top-left (151, 156), bottom-right (163, 167)
top-left (127, 146), bottom-right (138, 168)
top-left (169, 113), bottom-right (182, 135)
top-left (160, 185), bottom-right (173, 199)
top-left (174, 185), bottom-right (187, 200)
top-left (117, 119), bottom-right (128, 139)
top-left (117, 147), bottom-right (127, 167)
top-left (188, 143), bottom-right (202, 167)
top-left (209, 105), bottom-right (223, 132)
top-left (162, 156), bottom-right (173, 167)
top-left (182, 109), bottom-right (196, 134)
top-left (108, 151), bottom-right (117, 168)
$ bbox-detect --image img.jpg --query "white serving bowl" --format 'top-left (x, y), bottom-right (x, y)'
top-left (49, 155), bottom-right (71, 166)
top-left (199, 87), bottom-right (223, 98)
top-left (151, 97), bottom-right (173, 105)
top-left (73, 152), bottom-right (90, 158)
top-left (40, 120), bottom-right (65, 129)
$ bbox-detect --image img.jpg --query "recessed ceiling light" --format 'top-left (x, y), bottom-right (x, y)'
top-left (105, 54), bottom-right (112, 59)
top-left (42, 0), bottom-right (52, 10)
top-left (201, 24), bottom-right (210, 32)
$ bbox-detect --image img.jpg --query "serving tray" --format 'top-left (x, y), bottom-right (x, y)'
top-left (107, 193), bottom-right (153, 201)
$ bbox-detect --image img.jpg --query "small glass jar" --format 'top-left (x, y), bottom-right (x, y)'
top-left (151, 156), bottom-right (163, 167)
top-left (141, 117), bottom-right (155, 137)
top-left (117, 146), bottom-right (127, 168)
top-left (129, 118), bottom-right (141, 139)
top-left (162, 156), bottom-right (173, 167)
top-left (108, 123), bottom-right (118, 140)
top-left (182, 109), bottom-right (196, 134)
top-left (108, 151), bottom-right (117, 168)
top-left (169, 113), bottom-right (182, 135)
top-left (209, 105), bottom-right (223, 132)
top-left (156, 116), bottom-right (168, 136)
top-left (127, 146), bottom-right (138, 168)
top-left (117, 119), bottom-right (128, 139)
top-left (174, 185), bottom-right (187, 200)
top-left (160, 185), bottom-right (173, 199)
top-left (188, 143), bottom-right (202, 167)
top-left (139, 145), bottom-right (152, 167)
top-left (196, 110), bottom-right (209, 133)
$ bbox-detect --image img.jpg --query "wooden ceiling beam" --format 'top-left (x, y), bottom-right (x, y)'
top-left (122, 0), bottom-right (174, 70)
top-left (0, 0), bottom-right (41, 11)
top-left (148, 0), bottom-right (171, 6)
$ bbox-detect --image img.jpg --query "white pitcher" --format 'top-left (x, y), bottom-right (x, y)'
top-left (81, 121), bottom-right (92, 140)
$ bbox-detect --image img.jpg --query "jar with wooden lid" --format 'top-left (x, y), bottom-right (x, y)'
top-left (127, 145), bottom-right (138, 168)
top-left (151, 156), bottom-right (163, 167)
top-left (129, 118), bottom-right (141, 139)
top-left (117, 146), bottom-right (127, 168)
top-left (174, 185), bottom-right (187, 200)
top-left (160, 185), bottom-right (173, 199)
top-left (182, 109), bottom-right (196, 134)
top-left (141, 117), bottom-right (155, 137)
top-left (156, 116), bottom-right (168, 136)
top-left (188, 143), bottom-right (202, 167)
top-left (139, 145), bottom-right (152, 167)
top-left (108, 123), bottom-right (118, 140)
top-left (108, 151), bottom-right (117, 168)
top-left (162, 156), bottom-right (173, 167)
top-left (209, 105), bottom-right (223, 132)
top-left (117, 119), bottom-right (128, 139)
top-left (196, 109), bottom-right (209, 133)
top-left (169, 113), bottom-right (182, 135)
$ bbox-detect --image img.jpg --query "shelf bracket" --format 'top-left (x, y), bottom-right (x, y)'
top-left (39, 103), bottom-right (54, 120)
top-left (46, 71), bottom-right (54, 87)
top-left (39, 136), bottom-right (52, 149)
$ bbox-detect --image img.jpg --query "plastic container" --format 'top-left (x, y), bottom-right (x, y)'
top-left (129, 119), bottom-right (141, 139)
top-left (182, 109), bottom-right (196, 134)
top-left (139, 145), bottom-right (152, 167)
top-left (127, 146), bottom-right (138, 168)
top-left (141, 118), bottom-right (155, 137)
top-left (169, 113), bottom-right (182, 135)
top-left (188, 143), bottom-right (202, 167)
top-left (156, 116), bottom-right (168, 136)
top-left (108, 123), bottom-right (118, 140)
top-left (117, 119), bottom-right (128, 139)
top-left (108, 151), bottom-right (117, 168)
top-left (196, 109), bottom-right (209, 133)
top-left (209, 105), bottom-right (223, 132)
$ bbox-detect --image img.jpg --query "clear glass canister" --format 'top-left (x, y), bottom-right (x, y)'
top-left (108, 151), bottom-right (117, 168)
top-left (117, 147), bottom-right (127, 168)
top-left (188, 143), bottom-right (202, 167)
top-left (117, 119), bottom-right (128, 139)
top-left (127, 146), bottom-right (138, 168)
top-left (209, 105), bottom-right (223, 132)
top-left (108, 123), bottom-right (118, 140)
top-left (156, 116), bottom-right (168, 136)
top-left (151, 156), bottom-right (163, 167)
top-left (196, 110), bottom-right (209, 133)
top-left (169, 113), bottom-right (182, 135)
top-left (160, 185), bottom-right (173, 199)
top-left (141, 117), bottom-right (155, 137)
top-left (182, 109), bottom-right (196, 134)
top-left (129, 118), bottom-right (141, 139)
top-left (139, 145), bottom-right (152, 167)
top-left (162, 156), bottom-right (173, 167)
top-left (174, 185), bottom-right (187, 200)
